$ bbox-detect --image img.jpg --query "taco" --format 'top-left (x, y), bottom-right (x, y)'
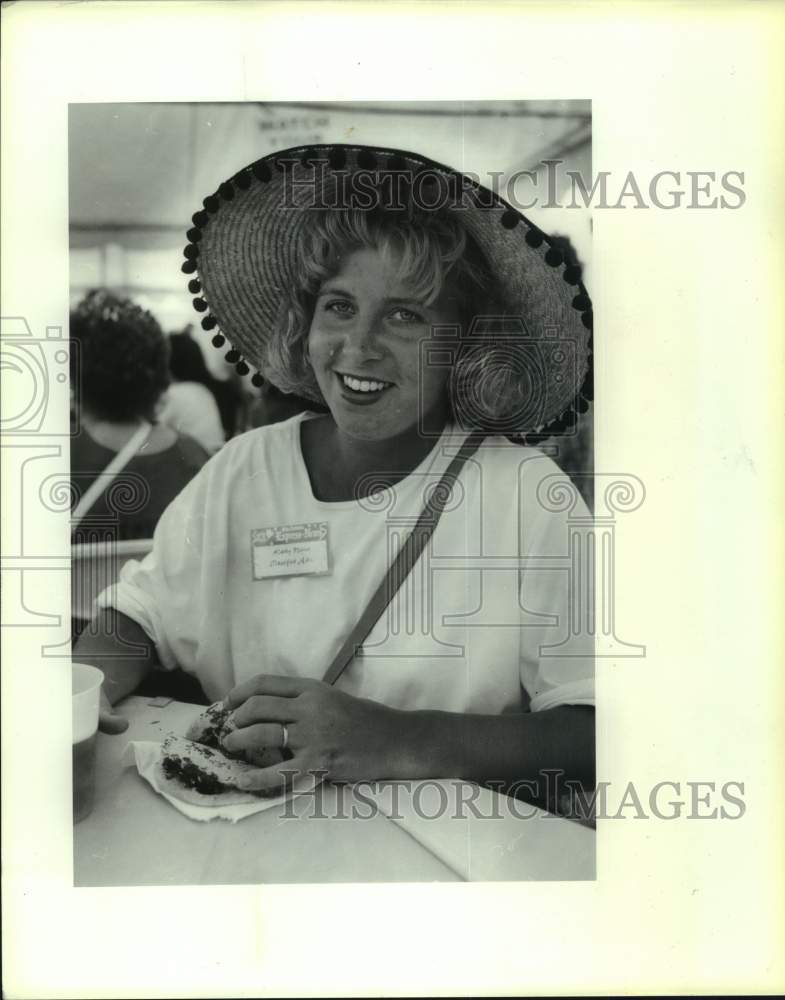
top-left (156, 734), bottom-right (279, 806)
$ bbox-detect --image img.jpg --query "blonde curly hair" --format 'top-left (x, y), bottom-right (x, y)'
top-left (267, 205), bottom-right (531, 430)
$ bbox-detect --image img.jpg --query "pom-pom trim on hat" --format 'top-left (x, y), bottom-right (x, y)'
top-left (182, 144), bottom-right (594, 435)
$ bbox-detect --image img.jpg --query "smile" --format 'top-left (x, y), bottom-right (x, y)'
top-left (336, 372), bottom-right (394, 394)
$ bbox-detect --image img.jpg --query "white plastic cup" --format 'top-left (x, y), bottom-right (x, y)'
top-left (72, 663), bottom-right (104, 823)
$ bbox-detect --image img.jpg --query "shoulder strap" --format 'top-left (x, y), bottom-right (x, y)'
top-left (322, 431), bottom-right (485, 687)
top-left (71, 421), bottom-right (152, 531)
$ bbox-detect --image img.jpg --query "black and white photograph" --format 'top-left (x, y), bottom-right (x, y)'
top-left (68, 100), bottom-right (597, 886)
top-left (3, 3), bottom-right (784, 998)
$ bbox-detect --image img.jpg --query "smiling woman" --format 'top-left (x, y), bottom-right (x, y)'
top-left (75, 144), bottom-right (595, 814)
top-left (303, 246), bottom-right (459, 495)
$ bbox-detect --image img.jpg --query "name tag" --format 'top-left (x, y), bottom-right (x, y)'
top-left (251, 522), bottom-right (330, 579)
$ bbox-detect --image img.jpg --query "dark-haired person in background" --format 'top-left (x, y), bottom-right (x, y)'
top-left (70, 290), bottom-right (209, 542)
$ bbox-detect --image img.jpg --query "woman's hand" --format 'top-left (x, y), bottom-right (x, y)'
top-left (223, 675), bottom-right (414, 793)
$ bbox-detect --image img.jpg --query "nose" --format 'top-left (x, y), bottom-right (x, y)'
top-left (338, 316), bottom-right (384, 361)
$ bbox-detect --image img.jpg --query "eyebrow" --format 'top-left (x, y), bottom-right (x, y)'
top-left (317, 286), bottom-right (428, 307)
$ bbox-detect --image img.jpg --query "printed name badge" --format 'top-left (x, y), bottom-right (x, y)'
top-left (251, 522), bottom-right (330, 580)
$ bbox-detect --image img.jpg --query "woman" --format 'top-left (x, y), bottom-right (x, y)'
top-left (70, 290), bottom-right (209, 542)
top-left (75, 145), bottom-right (595, 799)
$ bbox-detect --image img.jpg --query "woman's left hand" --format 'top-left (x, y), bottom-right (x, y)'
top-left (222, 674), bottom-right (414, 793)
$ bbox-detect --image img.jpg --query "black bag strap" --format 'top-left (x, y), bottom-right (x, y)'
top-left (322, 431), bottom-right (485, 686)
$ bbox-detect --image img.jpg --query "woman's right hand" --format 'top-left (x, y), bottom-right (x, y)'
top-left (74, 609), bottom-right (158, 735)
top-left (99, 689), bottom-right (129, 735)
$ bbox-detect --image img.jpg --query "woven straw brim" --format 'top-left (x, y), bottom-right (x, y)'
top-left (183, 144), bottom-right (593, 437)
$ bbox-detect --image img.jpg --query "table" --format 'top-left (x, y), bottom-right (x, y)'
top-left (74, 697), bottom-right (595, 885)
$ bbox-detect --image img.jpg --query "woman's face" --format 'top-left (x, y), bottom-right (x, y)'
top-left (306, 246), bottom-right (461, 442)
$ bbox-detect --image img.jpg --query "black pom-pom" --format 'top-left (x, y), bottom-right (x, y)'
top-left (387, 154), bottom-right (407, 172)
top-left (186, 227), bottom-right (202, 243)
top-left (501, 209), bottom-right (520, 230)
top-left (545, 247), bottom-right (564, 267)
top-left (546, 414), bottom-right (567, 435)
top-left (188, 279), bottom-right (201, 294)
top-left (235, 171), bottom-right (252, 190)
top-left (219, 181), bottom-right (235, 201)
top-left (581, 310), bottom-right (593, 330)
top-left (581, 371), bottom-right (594, 401)
top-left (525, 228), bottom-right (544, 248)
top-left (235, 361), bottom-right (249, 376)
top-left (328, 147), bottom-right (347, 170)
top-left (201, 315), bottom-right (217, 330)
top-left (357, 150), bottom-right (377, 170)
top-left (563, 266), bottom-right (581, 285)
top-left (193, 298), bottom-right (208, 312)
top-left (572, 292), bottom-right (591, 311)
top-left (181, 260), bottom-right (197, 274)
top-left (252, 162), bottom-right (272, 183)
top-left (251, 372), bottom-right (264, 388)
top-left (225, 349), bottom-right (240, 364)
top-left (183, 244), bottom-right (199, 260)
top-left (203, 195), bottom-right (220, 213)
top-left (211, 333), bottom-right (225, 348)
top-left (191, 210), bottom-right (209, 228)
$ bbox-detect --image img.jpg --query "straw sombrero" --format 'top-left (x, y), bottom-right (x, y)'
top-left (181, 144), bottom-right (593, 441)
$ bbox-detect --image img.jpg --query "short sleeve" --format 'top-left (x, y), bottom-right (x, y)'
top-left (96, 459), bottom-right (212, 672)
top-left (517, 452), bottom-right (595, 712)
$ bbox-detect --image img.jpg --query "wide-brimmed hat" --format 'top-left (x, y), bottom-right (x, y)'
top-left (182, 144), bottom-right (593, 441)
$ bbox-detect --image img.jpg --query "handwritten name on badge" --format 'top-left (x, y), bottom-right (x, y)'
top-left (251, 522), bottom-right (330, 579)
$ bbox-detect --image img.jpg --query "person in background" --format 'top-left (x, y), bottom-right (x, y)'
top-left (204, 351), bottom-right (249, 439)
top-left (158, 330), bottom-right (226, 453)
top-left (69, 291), bottom-right (209, 665)
top-left (70, 290), bottom-right (209, 541)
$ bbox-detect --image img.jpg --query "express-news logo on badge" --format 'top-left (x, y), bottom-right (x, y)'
top-left (251, 522), bottom-right (330, 580)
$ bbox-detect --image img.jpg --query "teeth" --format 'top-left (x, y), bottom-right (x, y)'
top-left (341, 374), bottom-right (390, 393)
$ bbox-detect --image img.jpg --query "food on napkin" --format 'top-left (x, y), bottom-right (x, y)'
top-left (156, 698), bottom-right (284, 808)
top-left (157, 734), bottom-right (279, 806)
top-left (129, 700), bottom-right (313, 820)
top-left (186, 699), bottom-right (285, 768)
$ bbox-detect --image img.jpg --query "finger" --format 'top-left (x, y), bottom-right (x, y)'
top-left (231, 694), bottom-right (298, 727)
top-left (236, 756), bottom-right (309, 794)
top-left (226, 674), bottom-right (312, 709)
top-left (223, 722), bottom-right (290, 753)
top-left (98, 710), bottom-right (129, 735)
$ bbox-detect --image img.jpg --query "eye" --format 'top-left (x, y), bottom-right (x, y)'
top-left (323, 299), bottom-right (355, 317)
top-left (390, 307), bottom-right (425, 324)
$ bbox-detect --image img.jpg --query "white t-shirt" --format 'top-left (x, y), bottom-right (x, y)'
top-left (158, 381), bottom-right (225, 455)
top-left (100, 413), bottom-right (594, 714)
